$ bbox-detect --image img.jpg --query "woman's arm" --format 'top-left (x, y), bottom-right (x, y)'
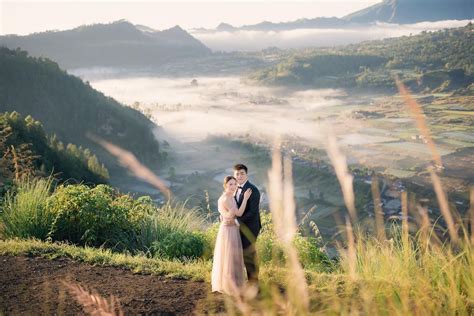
top-left (226, 189), bottom-right (252, 217)
top-left (238, 187), bottom-right (260, 222)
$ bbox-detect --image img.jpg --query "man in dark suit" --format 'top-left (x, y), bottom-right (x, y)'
top-left (233, 163), bottom-right (261, 284)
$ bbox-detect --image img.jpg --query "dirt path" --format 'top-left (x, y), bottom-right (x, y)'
top-left (0, 255), bottom-right (218, 315)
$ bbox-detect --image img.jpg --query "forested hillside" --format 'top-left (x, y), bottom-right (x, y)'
top-left (0, 112), bottom-right (109, 196)
top-left (0, 47), bottom-right (164, 171)
top-left (251, 24), bottom-right (474, 92)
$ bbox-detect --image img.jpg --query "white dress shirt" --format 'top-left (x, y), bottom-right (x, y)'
top-left (236, 180), bottom-right (248, 201)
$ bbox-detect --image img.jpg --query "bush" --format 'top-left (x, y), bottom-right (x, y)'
top-left (1, 179), bottom-right (210, 260)
top-left (111, 195), bottom-right (155, 232)
top-left (151, 230), bottom-right (205, 260)
top-left (134, 202), bottom-right (206, 255)
top-left (294, 235), bottom-right (334, 271)
top-left (46, 184), bottom-right (133, 248)
top-left (256, 212), bottom-right (333, 271)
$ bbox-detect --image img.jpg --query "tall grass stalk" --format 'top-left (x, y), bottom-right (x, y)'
top-left (429, 167), bottom-right (459, 243)
top-left (88, 134), bottom-right (172, 200)
top-left (470, 187), bottom-right (474, 246)
top-left (416, 204), bottom-right (433, 248)
top-left (371, 176), bottom-right (386, 241)
top-left (344, 216), bottom-right (357, 280)
top-left (401, 191), bottom-right (409, 248)
top-left (326, 134), bottom-right (357, 223)
top-left (330, 229), bottom-right (474, 315)
top-left (62, 281), bottom-right (124, 316)
top-left (155, 201), bottom-right (205, 232)
top-left (395, 77), bottom-right (442, 167)
top-left (265, 142), bottom-right (309, 315)
top-left (1, 176), bottom-right (53, 239)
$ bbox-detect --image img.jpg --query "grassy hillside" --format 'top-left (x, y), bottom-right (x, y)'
top-left (250, 24), bottom-right (474, 93)
top-left (0, 47), bottom-right (165, 172)
top-left (0, 172), bottom-right (472, 314)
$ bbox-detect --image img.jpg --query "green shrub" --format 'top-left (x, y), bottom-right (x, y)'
top-left (111, 194), bottom-right (155, 232)
top-left (256, 212), bottom-right (333, 271)
top-left (151, 230), bottom-right (205, 260)
top-left (46, 184), bottom-right (132, 248)
top-left (294, 235), bottom-right (334, 271)
top-left (2, 178), bottom-right (210, 260)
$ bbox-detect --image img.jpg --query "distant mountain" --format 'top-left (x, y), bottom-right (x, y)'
top-left (195, 17), bottom-right (352, 33)
top-left (0, 20), bottom-right (212, 69)
top-left (240, 17), bottom-right (351, 31)
top-left (216, 23), bottom-right (237, 32)
top-left (195, 0), bottom-right (473, 34)
top-left (343, 0), bottom-right (473, 24)
top-left (0, 47), bottom-right (164, 174)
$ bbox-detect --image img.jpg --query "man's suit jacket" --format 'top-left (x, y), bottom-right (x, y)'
top-left (236, 181), bottom-right (261, 249)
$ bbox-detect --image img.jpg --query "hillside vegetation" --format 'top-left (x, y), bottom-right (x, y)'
top-left (251, 24), bottom-right (474, 93)
top-left (0, 47), bottom-right (164, 170)
top-left (0, 112), bottom-right (109, 197)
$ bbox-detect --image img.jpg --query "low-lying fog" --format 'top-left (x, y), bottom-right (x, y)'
top-left (191, 20), bottom-right (471, 51)
top-left (79, 73), bottom-right (471, 240)
top-left (87, 76), bottom-right (348, 144)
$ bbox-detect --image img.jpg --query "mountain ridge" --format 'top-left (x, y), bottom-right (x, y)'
top-left (343, 0), bottom-right (473, 24)
top-left (193, 0), bottom-right (473, 33)
top-left (0, 46), bottom-right (165, 173)
top-left (0, 20), bottom-right (211, 69)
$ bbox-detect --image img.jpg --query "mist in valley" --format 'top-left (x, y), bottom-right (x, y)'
top-left (70, 73), bottom-right (408, 242)
top-left (61, 15), bottom-right (473, 244)
top-left (86, 76), bottom-right (345, 143)
top-left (192, 20), bottom-right (471, 51)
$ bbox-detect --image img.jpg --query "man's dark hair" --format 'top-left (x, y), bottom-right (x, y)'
top-left (233, 164), bottom-right (248, 173)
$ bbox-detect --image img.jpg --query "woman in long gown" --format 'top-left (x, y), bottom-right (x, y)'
top-left (211, 175), bottom-right (252, 296)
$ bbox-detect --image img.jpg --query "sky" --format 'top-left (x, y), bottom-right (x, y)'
top-left (0, 0), bottom-right (380, 35)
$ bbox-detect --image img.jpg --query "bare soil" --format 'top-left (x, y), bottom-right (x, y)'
top-left (0, 255), bottom-right (223, 315)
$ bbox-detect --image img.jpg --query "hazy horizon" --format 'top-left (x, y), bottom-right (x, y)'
top-left (1, 0), bottom-right (380, 36)
top-left (192, 19), bottom-right (472, 51)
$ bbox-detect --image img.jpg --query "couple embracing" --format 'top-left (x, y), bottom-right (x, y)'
top-left (211, 164), bottom-right (261, 297)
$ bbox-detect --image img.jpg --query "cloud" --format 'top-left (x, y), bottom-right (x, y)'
top-left (191, 20), bottom-right (472, 51)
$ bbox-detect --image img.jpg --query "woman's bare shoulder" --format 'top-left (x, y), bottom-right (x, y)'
top-left (218, 194), bottom-right (230, 203)
top-left (220, 194), bottom-right (236, 207)
top-left (219, 194), bottom-right (231, 202)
